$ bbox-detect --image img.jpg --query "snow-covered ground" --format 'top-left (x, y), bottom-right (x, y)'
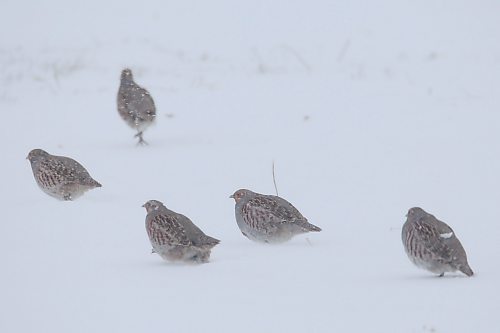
top-left (1, 1), bottom-right (500, 332)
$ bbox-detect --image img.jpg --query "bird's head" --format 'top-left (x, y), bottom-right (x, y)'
top-left (27, 149), bottom-right (49, 163)
top-left (230, 189), bottom-right (255, 203)
top-left (406, 207), bottom-right (427, 219)
top-left (142, 200), bottom-right (164, 213)
top-left (121, 68), bottom-right (134, 81)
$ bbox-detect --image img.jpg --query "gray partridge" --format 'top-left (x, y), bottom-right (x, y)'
top-left (27, 149), bottom-right (101, 201)
top-left (402, 207), bottom-right (473, 277)
top-left (117, 68), bottom-right (156, 145)
top-left (143, 200), bottom-right (220, 263)
top-left (230, 189), bottom-right (321, 243)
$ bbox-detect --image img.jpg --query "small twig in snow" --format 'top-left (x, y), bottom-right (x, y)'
top-left (281, 45), bottom-right (311, 72)
top-left (337, 39), bottom-right (351, 63)
top-left (272, 160), bottom-right (279, 196)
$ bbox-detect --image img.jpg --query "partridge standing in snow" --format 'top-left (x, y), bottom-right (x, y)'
top-left (230, 189), bottom-right (321, 243)
top-left (27, 149), bottom-right (102, 201)
top-left (402, 207), bottom-right (473, 277)
top-left (117, 68), bottom-right (156, 145)
top-left (143, 200), bottom-right (220, 263)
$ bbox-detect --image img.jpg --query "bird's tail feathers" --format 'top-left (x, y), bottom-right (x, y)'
top-left (200, 235), bottom-right (220, 248)
top-left (298, 220), bottom-right (322, 232)
top-left (86, 178), bottom-right (102, 188)
top-left (459, 264), bottom-right (474, 277)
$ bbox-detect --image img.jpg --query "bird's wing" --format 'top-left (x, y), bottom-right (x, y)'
top-left (34, 160), bottom-right (64, 187)
top-left (176, 213), bottom-right (220, 248)
top-left (136, 88), bottom-right (156, 118)
top-left (119, 84), bottom-right (156, 119)
top-left (242, 196), bottom-right (305, 233)
top-left (148, 213), bottom-right (192, 247)
top-left (62, 157), bottom-right (96, 182)
top-left (414, 218), bottom-right (465, 264)
top-left (266, 195), bottom-right (307, 221)
top-left (39, 158), bottom-right (80, 185)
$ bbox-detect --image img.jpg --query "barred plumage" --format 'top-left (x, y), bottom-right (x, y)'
top-left (117, 68), bottom-right (156, 145)
top-left (143, 200), bottom-right (220, 263)
top-left (402, 207), bottom-right (473, 277)
top-left (27, 149), bottom-right (102, 201)
top-left (230, 189), bottom-right (321, 243)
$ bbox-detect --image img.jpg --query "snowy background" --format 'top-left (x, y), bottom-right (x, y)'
top-left (1, 0), bottom-right (500, 332)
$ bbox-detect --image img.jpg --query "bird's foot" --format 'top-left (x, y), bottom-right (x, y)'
top-left (63, 193), bottom-right (72, 201)
top-left (134, 132), bottom-right (148, 146)
top-left (192, 253), bottom-right (210, 264)
top-left (438, 273), bottom-right (445, 277)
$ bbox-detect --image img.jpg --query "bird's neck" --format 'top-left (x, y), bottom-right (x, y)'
top-left (121, 77), bottom-right (135, 86)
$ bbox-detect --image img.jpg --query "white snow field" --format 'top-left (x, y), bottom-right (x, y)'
top-left (1, 1), bottom-right (500, 332)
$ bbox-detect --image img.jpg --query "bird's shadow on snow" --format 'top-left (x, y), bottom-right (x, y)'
top-left (99, 136), bottom-right (214, 151)
top-left (398, 273), bottom-right (473, 281)
top-left (137, 257), bottom-right (213, 269)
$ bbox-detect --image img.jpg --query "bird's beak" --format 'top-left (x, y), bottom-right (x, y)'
top-left (141, 204), bottom-right (146, 208)
top-left (229, 194), bottom-right (234, 199)
top-left (405, 213), bottom-right (408, 217)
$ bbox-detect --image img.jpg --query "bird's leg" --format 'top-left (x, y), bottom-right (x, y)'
top-left (191, 252), bottom-right (210, 264)
top-left (134, 131), bottom-right (148, 145)
top-left (63, 193), bottom-right (72, 201)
